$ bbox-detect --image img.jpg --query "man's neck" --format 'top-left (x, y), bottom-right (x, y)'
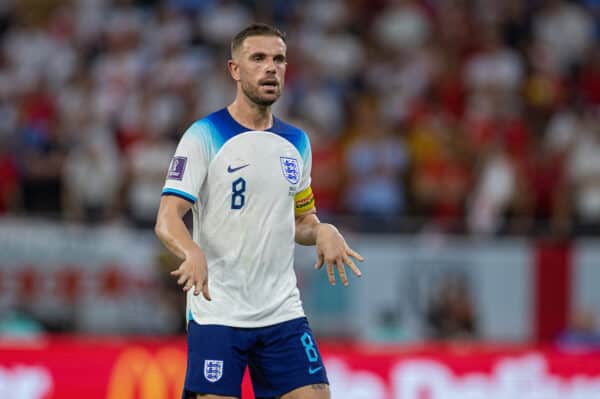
top-left (227, 96), bottom-right (273, 131)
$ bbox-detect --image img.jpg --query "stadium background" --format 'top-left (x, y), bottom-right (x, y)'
top-left (1, 0), bottom-right (600, 398)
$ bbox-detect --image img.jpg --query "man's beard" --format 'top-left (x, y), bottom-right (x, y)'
top-left (241, 80), bottom-right (280, 107)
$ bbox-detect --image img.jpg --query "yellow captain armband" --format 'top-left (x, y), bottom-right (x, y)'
top-left (294, 187), bottom-right (316, 216)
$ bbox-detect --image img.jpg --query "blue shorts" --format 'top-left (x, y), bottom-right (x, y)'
top-left (183, 317), bottom-right (328, 398)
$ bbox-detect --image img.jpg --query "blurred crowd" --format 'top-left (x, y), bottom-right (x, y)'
top-left (1, 0), bottom-right (600, 236)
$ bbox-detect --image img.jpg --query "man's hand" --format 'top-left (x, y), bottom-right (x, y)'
top-left (314, 224), bottom-right (364, 286)
top-left (170, 249), bottom-right (211, 301)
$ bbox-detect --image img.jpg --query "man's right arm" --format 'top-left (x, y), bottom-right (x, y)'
top-left (155, 195), bottom-right (211, 300)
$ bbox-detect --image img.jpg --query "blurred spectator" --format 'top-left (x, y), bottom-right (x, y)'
top-left (429, 48), bottom-right (466, 120)
top-left (292, 62), bottom-right (347, 136)
top-left (0, 137), bottom-right (19, 214)
top-left (343, 98), bottom-right (408, 230)
top-left (18, 79), bottom-right (65, 216)
top-left (299, 0), bottom-right (349, 31)
top-left (523, 39), bottom-right (568, 131)
top-left (91, 7), bottom-right (145, 123)
top-left (124, 94), bottom-right (176, 228)
top-left (297, 6), bottom-right (365, 82)
top-left (426, 273), bottom-right (478, 340)
top-left (196, 60), bottom-right (235, 117)
top-left (464, 24), bottom-right (524, 93)
top-left (307, 129), bottom-right (343, 217)
top-left (581, 0), bottom-right (600, 40)
top-left (408, 109), bottom-right (471, 231)
top-left (365, 41), bottom-right (439, 125)
top-left (468, 147), bottom-right (515, 235)
top-left (532, 0), bottom-right (594, 72)
top-left (556, 308), bottom-right (600, 349)
top-left (498, 0), bottom-right (532, 49)
top-left (435, 0), bottom-right (473, 55)
top-left (578, 44), bottom-right (600, 105)
top-left (545, 105), bottom-right (581, 155)
top-left (62, 120), bottom-right (121, 224)
top-left (372, 0), bottom-right (431, 53)
top-left (519, 142), bottom-right (570, 236)
top-left (566, 106), bottom-right (600, 234)
top-left (197, 0), bottom-right (252, 47)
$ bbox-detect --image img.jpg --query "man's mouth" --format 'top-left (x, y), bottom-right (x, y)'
top-left (259, 79), bottom-right (279, 88)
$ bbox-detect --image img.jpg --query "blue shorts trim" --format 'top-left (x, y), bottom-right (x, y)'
top-left (182, 317), bottom-right (328, 398)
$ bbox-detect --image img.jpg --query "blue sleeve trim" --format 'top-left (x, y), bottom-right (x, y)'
top-left (162, 188), bottom-right (197, 204)
top-left (270, 117), bottom-right (309, 162)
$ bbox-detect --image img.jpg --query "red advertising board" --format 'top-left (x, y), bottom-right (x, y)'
top-left (1, 337), bottom-right (600, 399)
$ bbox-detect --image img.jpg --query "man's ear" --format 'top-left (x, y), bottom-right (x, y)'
top-left (228, 59), bottom-right (240, 81)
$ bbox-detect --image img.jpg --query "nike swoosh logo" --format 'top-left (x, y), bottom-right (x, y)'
top-left (308, 366), bottom-right (323, 375)
top-left (227, 164), bottom-right (250, 173)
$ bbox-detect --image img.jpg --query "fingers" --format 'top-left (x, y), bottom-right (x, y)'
top-left (183, 276), bottom-right (195, 292)
top-left (320, 250), bottom-right (364, 287)
top-left (195, 274), bottom-right (211, 301)
top-left (193, 275), bottom-right (201, 296)
top-left (172, 265), bottom-right (210, 300)
top-left (347, 247), bottom-right (364, 262)
top-left (336, 258), bottom-right (348, 286)
top-left (177, 273), bottom-right (188, 286)
top-left (201, 281), bottom-right (212, 301)
top-left (171, 267), bottom-right (189, 286)
top-left (314, 252), bottom-right (324, 270)
top-left (326, 261), bottom-right (336, 286)
top-left (343, 254), bottom-right (362, 277)
top-left (171, 260), bottom-right (211, 300)
top-left (183, 273), bottom-right (211, 301)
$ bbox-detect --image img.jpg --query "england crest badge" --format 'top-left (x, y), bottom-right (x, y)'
top-left (204, 360), bottom-right (223, 383)
top-left (280, 157), bottom-right (299, 184)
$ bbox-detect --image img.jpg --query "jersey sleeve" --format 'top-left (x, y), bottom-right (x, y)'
top-left (297, 133), bottom-right (312, 192)
top-left (162, 122), bottom-right (212, 204)
top-left (294, 133), bottom-right (316, 216)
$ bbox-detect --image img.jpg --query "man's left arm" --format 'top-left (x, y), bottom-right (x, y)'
top-left (295, 212), bottom-right (363, 286)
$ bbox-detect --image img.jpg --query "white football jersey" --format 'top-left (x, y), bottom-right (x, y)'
top-left (162, 108), bottom-right (312, 327)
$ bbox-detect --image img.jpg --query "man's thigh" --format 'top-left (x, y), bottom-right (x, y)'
top-left (280, 383), bottom-right (330, 399)
top-left (249, 318), bottom-right (329, 399)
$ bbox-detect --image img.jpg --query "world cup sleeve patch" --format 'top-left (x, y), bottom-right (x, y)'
top-left (167, 156), bottom-right (187, 180)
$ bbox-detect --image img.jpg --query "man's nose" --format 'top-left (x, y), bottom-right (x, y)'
top-left (265, 58), bottom-right (276, 73)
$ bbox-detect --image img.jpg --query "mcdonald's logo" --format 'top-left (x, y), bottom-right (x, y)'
top-left (106, 346), bottom-right (186, 399)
